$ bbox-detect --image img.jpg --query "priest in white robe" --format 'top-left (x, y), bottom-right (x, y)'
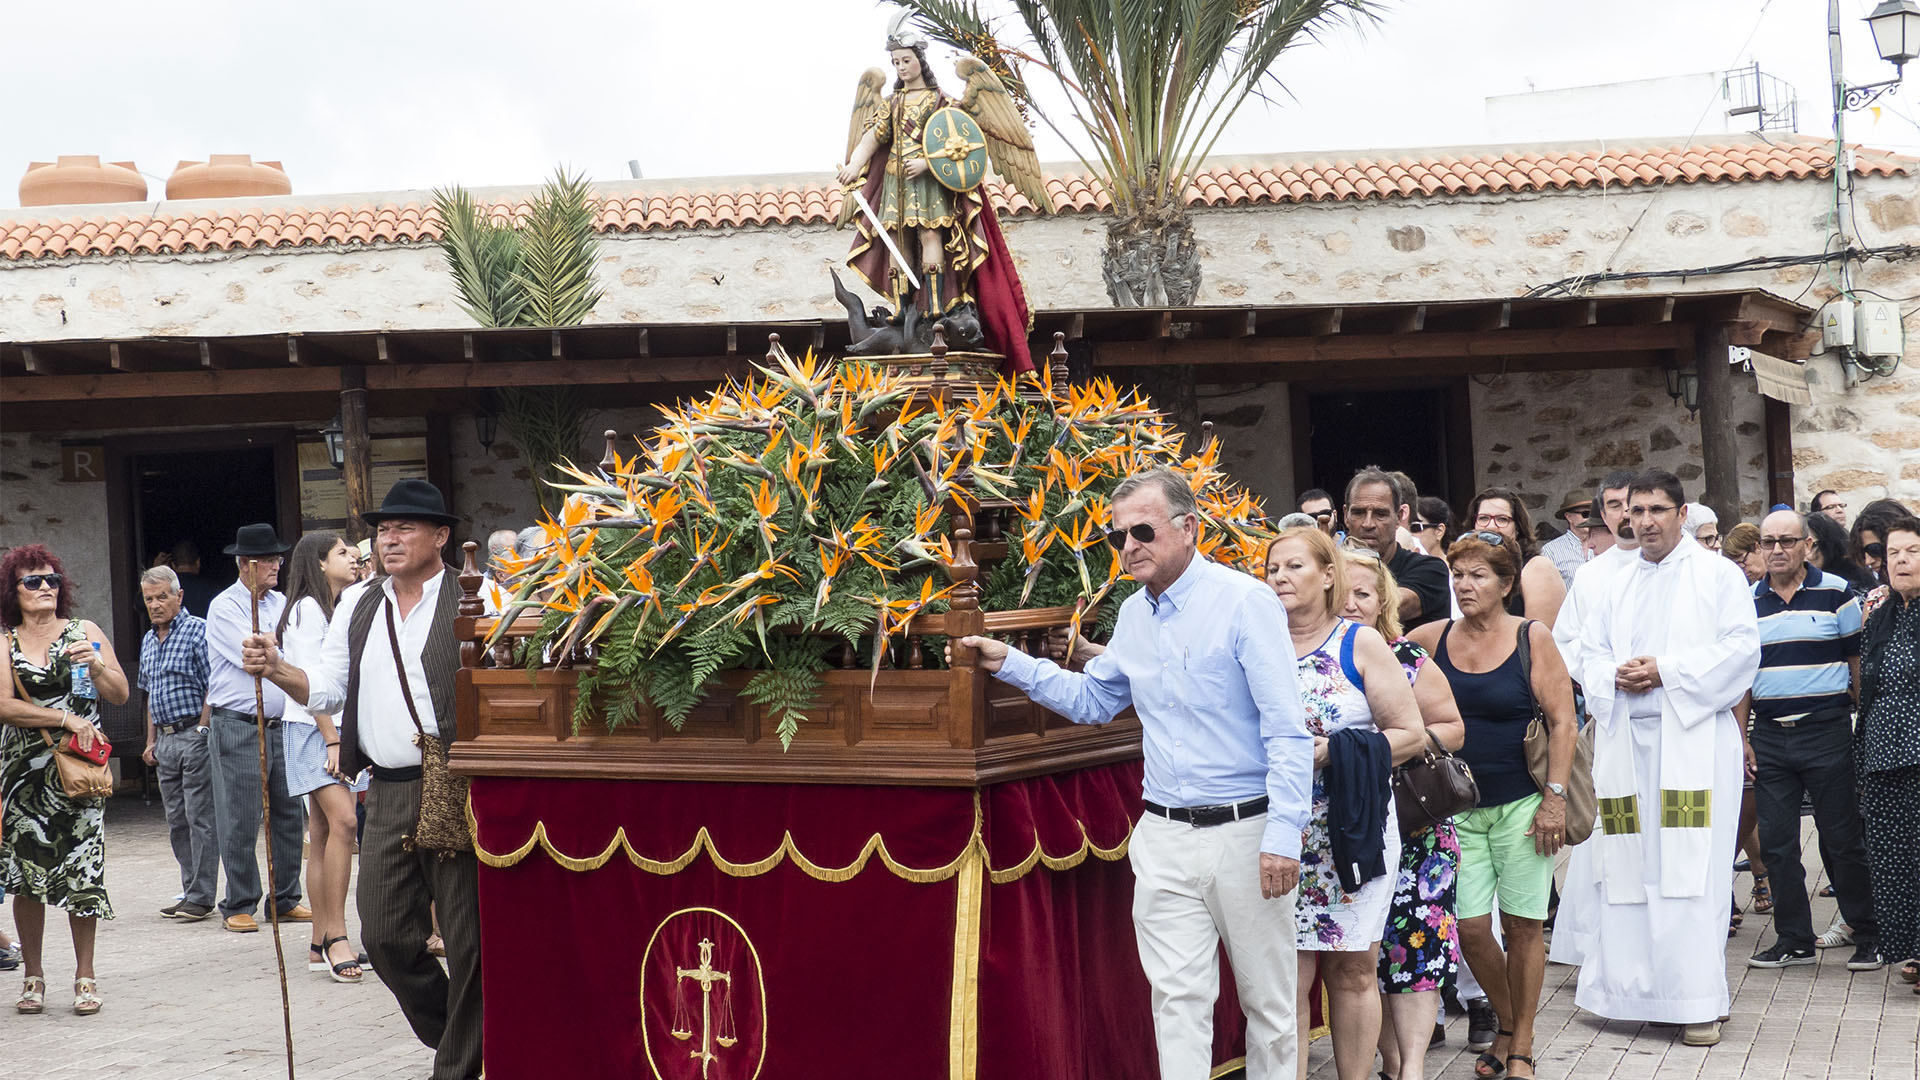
top-left (1560, 470), bottom-right (1759, 1047)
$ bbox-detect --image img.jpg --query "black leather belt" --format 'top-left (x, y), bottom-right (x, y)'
top-left (1760, 705), bottom-right (1852, 729)
top-left (155, 719), bottom-right (202, 735)
top-left (212, 706), bottom-right (280, 727)
top-left (1144, 796), bottom-right (1269, 827)
top-left (370, 765), bottom-right (422, 783)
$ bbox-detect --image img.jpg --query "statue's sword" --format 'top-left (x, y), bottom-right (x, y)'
top-left (850, 190), bottom-right (922, 292)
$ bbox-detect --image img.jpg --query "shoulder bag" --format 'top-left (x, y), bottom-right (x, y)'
top-left (1517, 620), bottom-right (1597, 845)
top-left (8, 628), bottom-right (113, 801)
top-left (385, 598), bottom-right (472, 855)
top-left (1390, 727), bottom-right (1479, 839)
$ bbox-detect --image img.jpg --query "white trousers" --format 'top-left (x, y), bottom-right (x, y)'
top-left (1130, 811), bottom-right (1299, 1080)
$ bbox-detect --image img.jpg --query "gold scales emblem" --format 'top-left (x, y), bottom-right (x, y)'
top-left (642, 907), bottom-right (767, 1080)
top-left (670, 938), bottom-right (738, 1078)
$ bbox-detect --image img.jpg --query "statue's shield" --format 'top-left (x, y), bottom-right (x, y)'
top-left (923, 106), bottom-right (989, 193)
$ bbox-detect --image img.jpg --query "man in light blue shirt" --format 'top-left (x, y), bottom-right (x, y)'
top-left (961, 467), bottom-right (1313, 1079)
top-left (204, 523), bottom-right (307, 933)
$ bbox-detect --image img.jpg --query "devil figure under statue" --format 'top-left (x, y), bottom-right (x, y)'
top-left (834, 14), bottom-right (1052, 370)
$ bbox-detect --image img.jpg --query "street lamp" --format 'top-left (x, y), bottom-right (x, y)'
top-left (321, 413), bottom-right (346, 470)
top-left (1846, 0), bottom-right (1920, 110)
top-left (1665, 363), bottom-right (1700, 418)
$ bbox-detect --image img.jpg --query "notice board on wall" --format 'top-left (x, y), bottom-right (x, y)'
top-left (298, 437), bottom-right (429, 532)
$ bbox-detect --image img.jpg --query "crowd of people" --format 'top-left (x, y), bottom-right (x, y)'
top-left (0, 456), bottom-right (1914, 1080)
top-left (962, 465), bottom-right (1919, 1080)
top-left (0, 479), bottom-right (487, 1080)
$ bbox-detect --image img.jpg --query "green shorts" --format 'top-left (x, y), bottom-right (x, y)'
top-left (1454, 793), bottom-right (1555, 921)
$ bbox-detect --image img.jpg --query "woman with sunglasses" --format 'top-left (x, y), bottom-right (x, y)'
top-left (1340, 547), bottom-right (1466, 1080)
top-left (1412, 498), bottom-right (1456, 562)
top-left (1459, 489), bottom-right (1566, 631)
top-left (0, 544), bottom-right (129, 1016)
top-left (1405, 533), bottom-right (1576, 1080)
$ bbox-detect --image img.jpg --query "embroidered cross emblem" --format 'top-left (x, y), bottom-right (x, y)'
top-left (1599, 795), bottom-right (1641, 835)
top-left (1660, 788), bottom-right (1712, 828)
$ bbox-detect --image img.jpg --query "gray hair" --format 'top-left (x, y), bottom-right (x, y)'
top-left (1681, 502), bottom-right (1719, 536)
top-left (140, 565), bottom-right (181, 593)
top-left (514, 525), bottom-right (547, 561)
top-left (1345, 466), bottom-right (1404, 511)
top-left (1276, 512), bottom-right (1320, 530)
top-left (1595, 468), bottom-right (1638, 506)
top-left (1112, 466), bottom-right (1199, 522)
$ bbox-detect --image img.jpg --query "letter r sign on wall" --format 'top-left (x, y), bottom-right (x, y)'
top-left (60, 444), bottom-right (104, 483)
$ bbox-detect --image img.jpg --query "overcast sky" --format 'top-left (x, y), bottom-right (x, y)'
top-left (5, 0), bottom-right (1918, 207)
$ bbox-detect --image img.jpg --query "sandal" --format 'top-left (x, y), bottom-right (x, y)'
top-left (16, 975), bottom-right (44, 1014)
top-left (1899, 959), bottom-right (1920, 984)
top-left (1474, 1030), bottom-right (1514, 1079)
top-left (308, 942), bottom-right (329, 973)
top-left (323, 936), bottom-right (363, 984)
top-left (1507, 1053), bottom-right (1537, 1080)
top-left (73, 977), bottom-right (102, 1015)
top-left (1750, 872), bottom-right (1774, 914)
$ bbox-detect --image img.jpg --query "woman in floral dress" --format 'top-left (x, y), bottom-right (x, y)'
top-left (0, 544), bottom-right (129, 1016)
top-left (1342, 547), bottom-right (1466, 1080)
top-left (1266, 527), bottom-right (1427, 1080)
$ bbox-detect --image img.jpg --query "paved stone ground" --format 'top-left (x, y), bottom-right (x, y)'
top-left (3, 795), bottom-right (433, 1079)
top-left (4, 799), bottom-right (1912, 1078)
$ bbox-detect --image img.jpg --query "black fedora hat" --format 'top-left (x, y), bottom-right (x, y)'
top-left (224, 523), bottom-right (290, 557)
top-left (362, 477), bottom-right (460, 528)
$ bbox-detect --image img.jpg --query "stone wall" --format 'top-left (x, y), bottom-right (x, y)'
top-left (0, 431), bottom-right (113, 627)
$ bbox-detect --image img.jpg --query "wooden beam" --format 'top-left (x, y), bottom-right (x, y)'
top-left (287, 337), bottom-right (305, 366)
top-left (1096, 322), bottom-right (1694, 367)
top-left (1308, 307), bottom-right (1343, 336)
top-left (1386, 305), bottom-right (1428, 333)
top-left (198, 341), bottom-right (234, 370)
top-left (1, 366), bottom-right (344, 403)
top-left (550, 331), bottom-right (565, 360)
top-left (340, 366), bottom-right (373, 545)
top-left (108, 343), bottom-right (152, 373)
top-left (462, 333), bottom-right (476, 363)
top-left (362, 357), bottom-right (750, 392)
top-left (1471, 302), bottom-right (1512, 331)
top-left (1764, 396), bottom-right (1795, 510)
top-left (636, 327), bottom-right (650, 358)
top-left (1695, 323), bottom-right (1740, 525)
top-left (1598, 296), bottom-right (1675, 325)
top-left (1759, 328), bottom-right (1818, 362)
top-left (1726, 319), bottom-right (1772, 347)
top-left (1557, 299), bottom-right (1598, 327)
top-left (726, 326), bottom-right (738, 355)
top-left (20, 346), bottom-right (59, 375)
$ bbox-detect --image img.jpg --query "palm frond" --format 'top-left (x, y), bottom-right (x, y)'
top-left (512, 168), bottom-right (606, 328)
top-left (430, 185), bottom-right (526, 328)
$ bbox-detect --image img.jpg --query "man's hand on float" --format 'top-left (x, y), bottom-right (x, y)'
top-left (950, 635), bottom-right (1010, 674)
top-left (1260, 854), bottom-right (1300, 899)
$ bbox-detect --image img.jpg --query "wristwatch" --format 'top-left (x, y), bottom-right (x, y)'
top-left (1545, 782), bottom-right (1567, 798)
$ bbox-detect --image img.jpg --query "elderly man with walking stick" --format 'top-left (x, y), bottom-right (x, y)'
top-left (244, 479), bottom-right (482, 1080)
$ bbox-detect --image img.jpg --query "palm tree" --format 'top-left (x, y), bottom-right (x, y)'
top-left (900, 0), bottom-right (1373, 308)
top-left (433, 169), bottom-right (605, 515)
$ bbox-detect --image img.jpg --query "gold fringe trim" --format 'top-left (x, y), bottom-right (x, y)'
top-left (1209, 1057), bottom-right (1246, 1079)
top-left (469, 791), bottom-right (1137, 885)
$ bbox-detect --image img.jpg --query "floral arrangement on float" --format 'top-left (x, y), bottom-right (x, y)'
top-left (493, 338), bottom-right (1275, 747)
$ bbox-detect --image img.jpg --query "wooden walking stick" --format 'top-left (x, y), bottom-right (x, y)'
top-left (246, 559), bottom-right (297, 1080)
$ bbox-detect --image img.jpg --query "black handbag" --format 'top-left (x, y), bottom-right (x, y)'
top-left (1391, 728), bottom-right (1479, 839)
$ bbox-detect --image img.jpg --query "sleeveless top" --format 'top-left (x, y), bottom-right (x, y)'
top-left (1297, 620), bottom-right (1374, 740)
top-left (1433, 622), bottom-right (1536, 807)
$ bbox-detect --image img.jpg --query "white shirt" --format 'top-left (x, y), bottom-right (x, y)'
top-left (280, 596), bottom-right (329, 726)
top-left (303, 573), bottom-right (443, 768)
top-left (1553, 542), bottom-right (1638, 683)
top-left (207, 581), bottom-right (288, 716)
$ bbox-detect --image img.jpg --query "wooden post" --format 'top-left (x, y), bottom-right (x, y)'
top-left (1694, 323), bottom-right (1740, 526)
top-left (341, 365), bottom-right (373, 544)
top-left (1763, 396), bottom-right (1795, 512)
top-left (458, 541), bottom-right (484, 669)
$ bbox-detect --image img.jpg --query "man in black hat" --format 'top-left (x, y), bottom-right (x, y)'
top-left (242, 479), bottom-right (480, 1080)
top-left (204, 522), bottom-right (309, 933)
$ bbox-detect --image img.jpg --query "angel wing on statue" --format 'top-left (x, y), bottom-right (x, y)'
top-left (832, 13), bottom-right (1052, 371)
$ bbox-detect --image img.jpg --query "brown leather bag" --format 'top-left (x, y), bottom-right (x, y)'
top-left (7, 630), bottom-right (113, 801)
top-left (1516, 620), bottom-right (1597, 845)
top-left (384, 597), bottom-right (471, 855)
top-left (1391, 728), bottom-right (1480, 839)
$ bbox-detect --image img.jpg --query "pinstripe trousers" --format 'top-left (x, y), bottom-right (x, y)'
top-left (359, 777), bottom-right (483, 1080)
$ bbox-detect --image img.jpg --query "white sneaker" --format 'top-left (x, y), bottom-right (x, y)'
top-left (1682, 1020), bottom-right (1722, 1046)
top-left (1816, 919), bottom-right (1854, 949)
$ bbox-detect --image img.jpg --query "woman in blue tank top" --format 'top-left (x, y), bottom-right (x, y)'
top-left (1406, 533), bottom-right (1577, 1080)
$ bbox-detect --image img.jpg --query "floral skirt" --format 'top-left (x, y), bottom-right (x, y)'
top-left (0, 726), bottom-right (112, 919)
top-left (1377, 821), bottom-right (1459, 994)
top-left (1296, 774), bottom-right (1402, 952)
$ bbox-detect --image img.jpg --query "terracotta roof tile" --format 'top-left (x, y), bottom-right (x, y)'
top-left (3, 138), bottom-right (1911, 263)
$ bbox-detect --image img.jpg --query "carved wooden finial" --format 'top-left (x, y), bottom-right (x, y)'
top-left (929, 321), bottom-right (949, 384)
top-left (599, 429), bottom-right (619, 472)
top-left (766, 332), bottom-right (782, 364)
top-left (458, 541), bottom-right (484, 620)
top-left (1199, 420), bottom-right (1217, 456)
top-left (1049, 331), bottom-right (1069, 386)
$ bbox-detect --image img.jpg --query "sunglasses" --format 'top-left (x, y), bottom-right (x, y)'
top-left (1104, 515), bottom-right (1191, 552)
top-left (1412, 520), bottom-right (1442, 531)
top-left (1468, 531), bottom-right (1505, 546)
top-left (1309, 509), bottom-right (1334, 521)
top-left (19, 573), bottom-right (62, 592)
top-left (1865, 542), bottom-right (1887, 560)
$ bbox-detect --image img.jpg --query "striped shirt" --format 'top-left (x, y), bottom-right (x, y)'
top-left (137, 611), bottom-right (211, 726)
top-left (1752, 565), bottom-right (1862, 723)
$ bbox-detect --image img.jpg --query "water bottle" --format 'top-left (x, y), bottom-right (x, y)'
top-left (71, 642), bottom-right (100, 700)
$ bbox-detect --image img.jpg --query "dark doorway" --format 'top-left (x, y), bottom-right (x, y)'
top-left (134, 447), bottom-right (279, 613)
top-left (1292, 381), bottom-right (1473, 508)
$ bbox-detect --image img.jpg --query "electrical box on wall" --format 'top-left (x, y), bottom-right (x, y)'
top-left (1856, 300), bottom-right (1904, 358)
top-left (1818, 299), bottom-right (1855, 352)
